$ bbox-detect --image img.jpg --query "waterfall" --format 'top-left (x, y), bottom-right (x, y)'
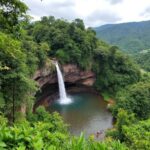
top-left (55, 62), bottom-right (71, 104)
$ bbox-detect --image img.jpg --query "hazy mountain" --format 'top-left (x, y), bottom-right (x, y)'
top-left (94, 20), bottom-right (150, 53)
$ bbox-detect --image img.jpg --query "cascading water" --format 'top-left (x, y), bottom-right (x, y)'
top-left (55, 62), bottom-right (71, 104)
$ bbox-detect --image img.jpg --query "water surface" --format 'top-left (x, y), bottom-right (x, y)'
top-left (48, 92), bottom-right (113, 138)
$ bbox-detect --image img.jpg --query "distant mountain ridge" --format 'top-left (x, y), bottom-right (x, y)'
top-left (94, 20), bottom-right (150, 53)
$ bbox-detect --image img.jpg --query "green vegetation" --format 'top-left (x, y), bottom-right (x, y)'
top-left (113, 80), bottom-right (150, 119)
top-left (122, 119), bottom-right (150, 150)
top-left (107, 109), bottom-right (150, 150)
top-left (101, 92), bottom-right (111, 101)
top-left (0, 31), bottom-right (37, 122)
top-left (93, 45), bottom-right (140, 94)
top-left (0, 0), bottom-right (150, 149)
top-left (133, 50), bottom-right (150, 71)
top-left (27, 16), bottom-right (97, 70)
top-left (0, 0), bottom-right (28, 35)
top-left (106, 73), bottom-right (150, 149)
top-left (0, 107), bottom-right (128, 150)
top-left (94, 21), bottom-right (150, 72)
top-left (94, 20), bottom-right (150, 53)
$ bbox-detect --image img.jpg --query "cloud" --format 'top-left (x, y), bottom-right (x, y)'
top-left (140, 6), bottom-right (150, 17)
top-left (23, 0), bottom-right (77, 21)
top-left (22, 0), bottom-right (150, 27)
top-left (85, 10), bottom-right (122, 26)
top-left (44, 1), bottom-right (77, 20)
top-left (22, 0), bottom-right (123, 27)
top-left (106, 0), bottom-right (123, 5)
top-left (50, 1), bottom-right (74, 8)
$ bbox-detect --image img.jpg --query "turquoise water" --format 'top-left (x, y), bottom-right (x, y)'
top-left (48, 92), bottom-right (113, 138)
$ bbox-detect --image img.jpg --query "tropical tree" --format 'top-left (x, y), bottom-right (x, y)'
top-left (113, 81), bottom-right (150, 119)
top-left (0, 0), bottom-right (28, 35)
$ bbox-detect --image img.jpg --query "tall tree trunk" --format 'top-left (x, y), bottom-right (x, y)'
top-left (12, 81), bottom-right (15, 123)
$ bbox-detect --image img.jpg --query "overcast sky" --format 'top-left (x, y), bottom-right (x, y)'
top-left (22, 0), bottom-right (150, 27)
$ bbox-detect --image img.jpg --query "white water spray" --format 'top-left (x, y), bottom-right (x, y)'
top-left (55, 62), bottom-right (71, 104)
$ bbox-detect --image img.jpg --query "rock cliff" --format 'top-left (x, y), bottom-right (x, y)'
top-left (33, 64), bottom-right (95, 88)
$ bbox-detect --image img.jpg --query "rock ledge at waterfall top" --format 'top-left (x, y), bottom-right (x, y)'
top-left (33, 64), bottom-right (96, 88)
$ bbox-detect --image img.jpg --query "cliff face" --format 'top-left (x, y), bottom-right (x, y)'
top-left (33, 64), bottom-right (95, 88)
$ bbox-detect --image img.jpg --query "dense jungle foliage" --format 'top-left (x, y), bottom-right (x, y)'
top-left (133, 50), bottom-right (150, 71)
top-left (94, 21), bottom-right (150, 72)
top-left (0, 0), bottom-right (150, 150)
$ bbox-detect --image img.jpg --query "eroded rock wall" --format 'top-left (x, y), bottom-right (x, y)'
top-left (33, 64), bottom-right (95, 88)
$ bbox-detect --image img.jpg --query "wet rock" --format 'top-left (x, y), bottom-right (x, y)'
top-left (34, 64), bottom-right (95, 88)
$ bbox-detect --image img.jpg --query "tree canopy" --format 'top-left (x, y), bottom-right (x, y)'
top-left (113, 81), bottom-right (150, 119)
top-left (0, 0), bottom-right (28, 34)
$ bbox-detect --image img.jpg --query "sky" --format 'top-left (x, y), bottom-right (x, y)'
top-left (22, 0), bottom-right (150, 27)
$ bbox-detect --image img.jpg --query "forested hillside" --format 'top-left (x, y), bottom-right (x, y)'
top-left (94, 20), bottom-right (150, 53)
top-left (133, 50), bottom-right (150, 71)
top-left (0, 0), bottom-right (150, 150)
